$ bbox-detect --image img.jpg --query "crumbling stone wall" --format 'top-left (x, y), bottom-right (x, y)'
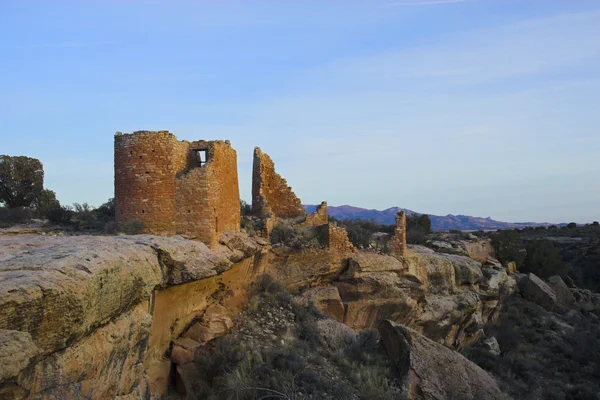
top-left (115, 131), bottom-right (240, 247)
top-left (303, 201), bottom-right (328, 227)
top-left (252, 147), bottom-right (305, 219)
top-left (323, 222), bottom-right (355, 254)
top-left (389, 211), bottom-right (407, 257)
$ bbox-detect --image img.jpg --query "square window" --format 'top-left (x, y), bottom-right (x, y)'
top-left (193, 149), bottom-right (208, 167)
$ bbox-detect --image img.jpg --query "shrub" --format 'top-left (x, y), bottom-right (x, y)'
top-left (270, 221), bottom-right (324, 249)
top-left (44, 203), bottom-right (73, 224)
top-left (0, 206), bottom-right (33, 225)
top-left (270, 220), bottom-right (297, 246)
top-left (491, 229), bottom-right (525, 267)
top-left (240, 199), bottom-right (252, 216)
top-left (190, 280), bottom-right (400, 400)
top-left (96, 198), bottom-right (115, 222)
top-left (406, 227), bottom-right (427, 245)
top-left (119, 220), bottom-right (144, 235)
top-left (522, 239), bottom-right (564, 278)
top-left (330, 217), bottom-right (394, 249)
top-left (0, 155), bottom-right (44, 208)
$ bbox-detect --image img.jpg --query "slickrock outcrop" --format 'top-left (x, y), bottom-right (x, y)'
top-left (331, 245), bottom-right (516, 349)
top-left (0, 233), bottom-right (267, 399)
top-left (252, 147), bottom-right (305, 219)
top-left (379, 320), bottom-right (504, 400)
top-left (427, 233), bottom-right (495, 264)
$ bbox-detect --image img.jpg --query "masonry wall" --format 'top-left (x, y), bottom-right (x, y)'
top-left (252, 147), bottom-right (305, 219)
top-left (303, 201), bottom-right (329, 227)
top-left (115, 132), bottom-right (240, 247)
top-left (389, 211), bottom-right (407, 258)
top-left (115, 131), bottom-right (179, 235)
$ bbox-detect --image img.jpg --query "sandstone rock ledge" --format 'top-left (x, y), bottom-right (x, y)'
top-left (0, 233), bottom-right (267, 399)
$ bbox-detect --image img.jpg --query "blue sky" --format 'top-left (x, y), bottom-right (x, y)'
top-left (1, 0), bottom-right (599, 223)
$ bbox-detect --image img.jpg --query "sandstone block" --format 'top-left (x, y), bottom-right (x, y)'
top-left (378, 320), bottom-right (504, 400)
top-left (520, 273), bottom-right (557, 311)
top-left (300, 286), bottom-right (345, 322)
top-left (547, 276), bottom-right (575, 309)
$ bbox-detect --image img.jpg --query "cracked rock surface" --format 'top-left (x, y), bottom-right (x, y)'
top-left (0, 232), bottom-right (264, 399)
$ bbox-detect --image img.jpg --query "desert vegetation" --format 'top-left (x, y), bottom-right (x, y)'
top-left (189, 276), bottom-right (402, 400)
top-left (463, 295), bottom-right (600, 400)
top-left (491, 224), bottom-right (600, 292)
top-left (0, 154), bottom-right (145, 234)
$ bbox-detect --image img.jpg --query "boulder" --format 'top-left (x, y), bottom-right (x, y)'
top-left (444, 254), bottom-right (483, 285)
top-left (314, 319), bottom-right (356, 350)
top-left (183, 304), bottom-right (233, 344)
top-left (420, 254), bottom-right (456, 293)
top-left (547, 276), bottom-right (575, 309)
top-left (461, 239), bottom-right (495, 264)
top-left (343, 252), bottom-right (404, 277)
top-left (519, 273), bottom-right (557, 311)
top-left (480, 336), bottom-right (501, 356)
top-left (300, 286), bottom-right (345, 321)
top-left (378, 320), bottom-right (504, 400)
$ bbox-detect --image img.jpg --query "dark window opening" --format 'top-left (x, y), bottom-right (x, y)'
top-left (145, 171), bottom-right (149, 174)
top-left (139, 155), bottom-right (142, 159)
top-left (188, 210), bottom-right (191, 213)
top-left (142, 210), bottom-right (145, 214)
top-left (193, 149), bottom-right (208, 167)
top-left (129, 151), bottom-right (133, 156)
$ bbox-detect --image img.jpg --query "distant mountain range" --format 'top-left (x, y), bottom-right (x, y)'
top-left (303, 204), bottom-right (562, 232)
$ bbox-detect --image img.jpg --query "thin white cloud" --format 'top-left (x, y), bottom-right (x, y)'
top-left (388, 0), bottom-right (469, 6)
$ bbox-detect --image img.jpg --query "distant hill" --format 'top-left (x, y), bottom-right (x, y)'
top-left (303, 204), bottom-right (561, 232)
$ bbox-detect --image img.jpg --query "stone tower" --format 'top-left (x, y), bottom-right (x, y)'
top-left (114, 130), bottom-right (240, 248)
top-left (389, 210), bottom-right (407, 257)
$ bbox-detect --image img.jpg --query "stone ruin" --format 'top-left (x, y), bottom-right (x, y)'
top-left (114, 131), bottom-right (240, 248)
top-left (114, 131), bottom-right (402, 253)
top-left (252, 146), bottom-right (305, 219)
top-left (389, 210), bottom-right (407, 257)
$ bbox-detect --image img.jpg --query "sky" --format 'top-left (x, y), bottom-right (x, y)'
top-left (1, 0), bottom-right (599, 224)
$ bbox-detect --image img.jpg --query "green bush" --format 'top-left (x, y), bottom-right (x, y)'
top-left (0, 155), bottom-right (44, 208)
top-left (0, 206), bottom-right (33, 225)
top-left (191, 278), bottom-right (400, 400)
top-left (463, 296), bottom-right (600, 400)
top-left (491, 229), bottom-right (525, 267)
top-left (270, 221), bottom-right (324, 249)
top-left (522, 239), bottom-right (564, 278)
top-left (44, 203), bottom-right (73, 224)
top-left (240, 199), bottom-right (252, 216)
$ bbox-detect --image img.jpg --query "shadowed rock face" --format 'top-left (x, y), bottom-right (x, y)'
top-left (378, 320), bottom-right (504, 400)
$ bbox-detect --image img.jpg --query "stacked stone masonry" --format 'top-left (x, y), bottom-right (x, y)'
top-left (114, 131), bottom-right (240, 248)
top-left (303, 201), bottom-right (329, 227)
top-left (389, 211), bottom-right (407, 257)
top-left (323, 222), bottom-right (355, 253)
top-left (252, 147), bottom-right (305, 219)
